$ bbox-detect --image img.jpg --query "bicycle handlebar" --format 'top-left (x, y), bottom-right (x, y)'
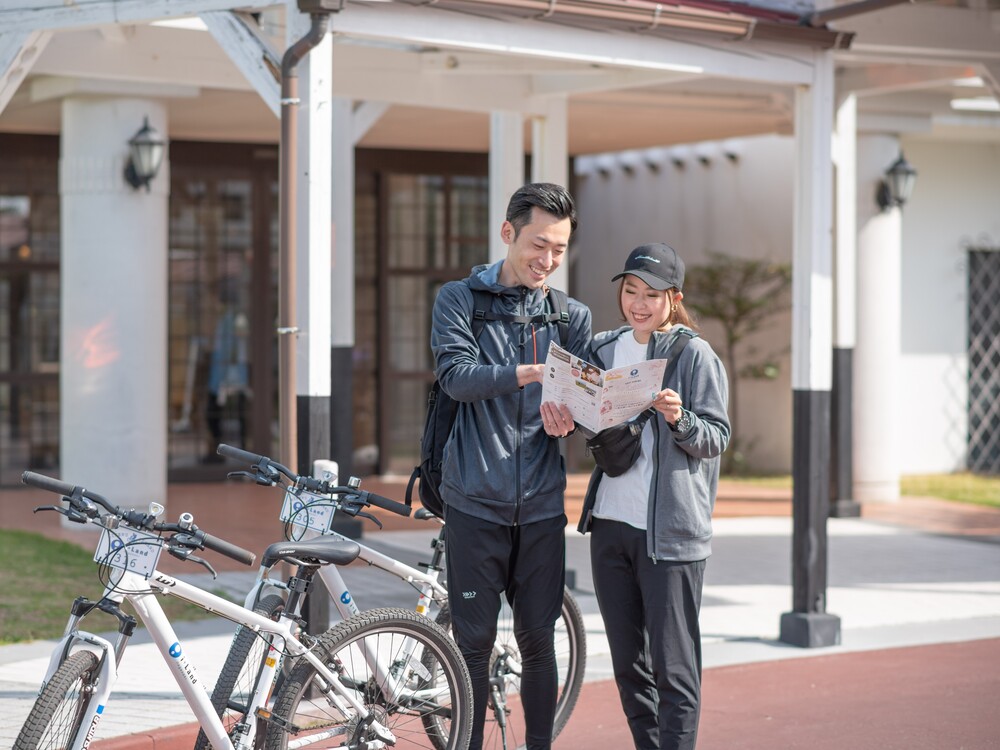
top-left (216, 444), bottom-right (293, 482)
top-left (22, 471), bottom-right (116, 515)
top-left (216, 444), bottom-right (411, 518)
top-left (23, 471), bottom-right (256, 566)
top-left (199, 531), bottom-right (257, 566)
top-left (357, 489), bottom-right (411, 517)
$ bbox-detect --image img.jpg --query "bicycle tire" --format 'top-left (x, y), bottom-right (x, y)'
top-left (265, 607), bottom-right (473, 750)
top-left (14, 650), bottom-right (100, 750)
top-left (423, 586), bottom-right (587, 750)
top-left (193, 593), bottom-right (285, 750)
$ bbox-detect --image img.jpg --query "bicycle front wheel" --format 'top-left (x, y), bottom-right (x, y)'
top-left (426, 586), bottom-right (587, 750)
top-left (265, 607), bottom-right (473, 750)
top-left (194, 593), bottom-right (286, 750)
top-left (14, 650), bottom-right (100, 750)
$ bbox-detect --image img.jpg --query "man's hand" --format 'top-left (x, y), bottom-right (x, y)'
top-left (517, 364), bottom-right (545, 388)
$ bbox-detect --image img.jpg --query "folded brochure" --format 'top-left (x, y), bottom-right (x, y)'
top-left (541, 341), bottom-right (667, 433)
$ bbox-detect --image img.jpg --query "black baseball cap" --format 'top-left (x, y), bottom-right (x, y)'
top-left (612, 243), bottom-right (685, 291)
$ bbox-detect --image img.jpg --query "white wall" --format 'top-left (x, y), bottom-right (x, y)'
top-left (576, 133), bottom-right (1000, 476)
top-left (575, 135), bottom-right (795, 473)
top-left (897, 137), bottom-right (1000, 474)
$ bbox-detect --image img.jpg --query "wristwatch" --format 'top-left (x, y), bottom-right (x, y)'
top-left (671, 409), bottom-right (694, 434)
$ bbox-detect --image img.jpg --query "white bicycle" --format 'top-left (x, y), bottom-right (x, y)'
top-left (14, 470), bottom-right (473, 750)
top-left (210, 444), bottom-right (586, 750)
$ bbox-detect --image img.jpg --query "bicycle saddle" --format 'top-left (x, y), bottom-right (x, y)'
top-left (261, 538), bottom-right (362, 568)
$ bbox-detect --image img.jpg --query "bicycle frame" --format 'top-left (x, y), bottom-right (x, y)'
top-left (248, 529), bottom-right (447, 620)
top-left (44, 566), bottom-right (401, 750)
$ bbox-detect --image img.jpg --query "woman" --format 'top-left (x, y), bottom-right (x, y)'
top-left (577, 242), bottom-right (730, 750)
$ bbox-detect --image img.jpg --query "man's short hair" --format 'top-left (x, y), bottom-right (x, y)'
top-left (506, 183), bottom-right (577, 237)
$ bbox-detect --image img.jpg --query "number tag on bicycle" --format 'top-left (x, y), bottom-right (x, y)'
top-left (281, 489), bottom-right (335, 534)
top-left (94, 526), bottom-right (164, 579)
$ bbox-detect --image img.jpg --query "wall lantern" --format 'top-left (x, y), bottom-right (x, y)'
top-left (123, 117), bottom-right (165, 191)
top-left (875, 153), bottom-right (917, 211)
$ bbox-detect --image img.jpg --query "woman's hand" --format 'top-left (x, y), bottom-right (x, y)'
top-left (541, 402), bottom-right (575, 438)
top-left (652, 388), bottom-right (683, 425)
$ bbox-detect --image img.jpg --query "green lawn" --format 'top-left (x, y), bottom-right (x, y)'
top-left (724, 471), bottom-right (999, 509)
top-left (0, 529), bottom-right (231, 645)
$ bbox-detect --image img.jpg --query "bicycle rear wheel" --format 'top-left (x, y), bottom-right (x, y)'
top-left (424, 586), bottom-right (587, 750)
top-left (14, 650), bottom-right (100, 750)
top-left (265, 607), bottom-right (472, 750)
top-left (194, 593), bottom-right (285, 749)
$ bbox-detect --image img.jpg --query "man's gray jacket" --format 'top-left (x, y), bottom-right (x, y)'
top-left (578, 326), bottom-right (730, 561)
top-left (431, 261), bottom-right (592, 526)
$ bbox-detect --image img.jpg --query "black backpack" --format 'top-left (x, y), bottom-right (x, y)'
top-left (406, 288), bottom-right (569, 517)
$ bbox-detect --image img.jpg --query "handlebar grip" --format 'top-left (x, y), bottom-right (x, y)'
top-left (22, 471), bottom-right (77, 497)
top-left (200, 532), bottom-right (257, 567)
top-left (217, 444), bottom-right (266, 466)
top-left (363, 491), bottom-right (412, 518)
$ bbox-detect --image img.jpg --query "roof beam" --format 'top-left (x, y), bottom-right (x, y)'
top-left (837, 63), bottom-right (980, 97)
top-left (352, 100), bottom-right (389, 145)
top-left (328, 4), bottom-right (816, 86)
top-left (201, 10), bottom-right (280, 116)
top-left (838, 5), bottom-right (1000, 63)
top-left (31, 25), bottom-right (260, 92)
top-left (980, 61), bottom-right (1000, 103)
top-left (0, 1), bottom-right (276, 33)
top-left (0, 30), bottom-right (51, 115)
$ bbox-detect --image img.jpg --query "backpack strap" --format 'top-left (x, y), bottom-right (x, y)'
top-left (659, 327), bottom-right (698, 387)
top-left (547, 288), bottom-right (570, 346)
top-left (470, 288), bottom-right (570, 346)
top-left (470, 289), bottom-right (494, 341)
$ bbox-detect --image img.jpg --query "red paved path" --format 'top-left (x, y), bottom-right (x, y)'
top-left (5, 476), bottom-right (998, 750)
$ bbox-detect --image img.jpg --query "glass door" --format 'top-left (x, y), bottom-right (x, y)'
top-left (167, 143), bottom-right (278, 478)
top-left (0, 136), bottom-right (61, 485)
top-left (377, 173), bottom-right (489, 474)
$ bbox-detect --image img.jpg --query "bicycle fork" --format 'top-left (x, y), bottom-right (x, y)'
top-left (36, 596), bottom-right (134, 750)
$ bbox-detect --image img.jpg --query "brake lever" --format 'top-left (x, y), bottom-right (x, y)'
top-left (33, 505), bottom-right (90, 524)
top-left (355, 511), bottom-right (383, 530)
top-left (167, 544), bottom-right (218, 578)
top-left (227, 470), bottom-right (269, 485)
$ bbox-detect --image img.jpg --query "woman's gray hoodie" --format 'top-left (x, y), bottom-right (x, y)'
top-left (578, 326), bottom-right (730, 561)
top-left (432, 261), bottom-right (592, 526)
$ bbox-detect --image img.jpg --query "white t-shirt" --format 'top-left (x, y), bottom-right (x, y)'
top-left (592, 330), bottom-right (656, 531)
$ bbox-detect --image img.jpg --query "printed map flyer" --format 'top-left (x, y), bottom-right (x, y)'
top-left (541, 342), bottom-right (667, 433)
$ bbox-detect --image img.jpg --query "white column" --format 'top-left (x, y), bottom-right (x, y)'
top-left (60, 97), bottom-right (168, 515)
top-left (289, 12), bottom-right (333, 402)
top-left (489, 111), bottom-right (524, 263)
top-left (331, 97), bottom-right (355, 351)
top-left (530, 95), bottom-right (569, 292)
top-left (853, 134), bottom-right (902, 502)
top-left (329, 96), bottom-right (356, 471)
top-left (834, 94), bottom-right (857, 352)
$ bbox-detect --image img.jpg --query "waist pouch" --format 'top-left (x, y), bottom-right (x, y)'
top-left (585, 409), bottom-right (654, 477)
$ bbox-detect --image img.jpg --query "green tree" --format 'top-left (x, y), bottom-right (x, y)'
top-left (684, 252), bottom-right (792, 473)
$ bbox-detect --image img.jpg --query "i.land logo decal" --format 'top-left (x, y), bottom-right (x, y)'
top-left (82, 712), bottom-right (103, 748)
top-left (341, 592), bottom-right (352, 605)
top-left (169, 642), bottom-right (182, 658)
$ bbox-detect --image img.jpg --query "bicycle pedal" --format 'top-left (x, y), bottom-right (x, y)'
top-left (255, 707), bottom-right (300, 735)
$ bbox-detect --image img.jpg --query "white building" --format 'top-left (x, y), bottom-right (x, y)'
top-left (1, 0), bottom-right (998, 509)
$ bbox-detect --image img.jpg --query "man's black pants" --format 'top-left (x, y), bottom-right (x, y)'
top-left (445, 505), bottom-right (567, 750)
top-left (590, 517), bottom-right (705, 750)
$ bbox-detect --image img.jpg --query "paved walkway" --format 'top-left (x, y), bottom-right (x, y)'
top-left (1, 477), bottom-right (999, 748)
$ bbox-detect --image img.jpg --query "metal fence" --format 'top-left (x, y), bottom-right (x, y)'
top-left (967, 247), bottom-right (1000, 474)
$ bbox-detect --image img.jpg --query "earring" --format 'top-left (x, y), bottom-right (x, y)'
top-left (671, 304), bottom-right (678, 312)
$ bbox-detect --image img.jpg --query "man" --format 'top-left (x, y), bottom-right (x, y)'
top-left (431, 183), bottom-right (592, 750)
